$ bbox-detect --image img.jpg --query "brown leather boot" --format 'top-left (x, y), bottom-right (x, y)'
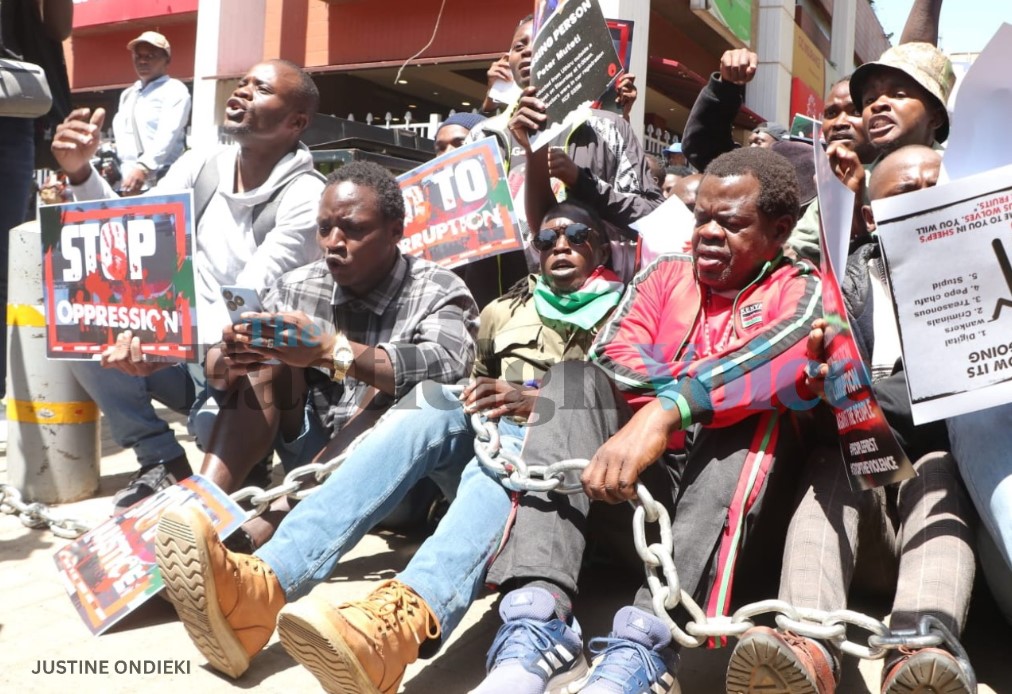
top-left (156, 505), bottom-right (285, 678)
top-left (881, 648), bottom-right (973, 694)
top-left (277, 579), bottom-right (441, 694)
top-left (726, 626), bottom-right (838, 694)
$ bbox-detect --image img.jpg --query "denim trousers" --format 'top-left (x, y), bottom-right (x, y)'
top-left (69, 360), bottom-right (196, 467)
top-left (947, 405), bottom-right (1012, 617)
top-left (0, 117), bottom-right (36, 399)
top-left (257, 381), bottom-right (523, 638)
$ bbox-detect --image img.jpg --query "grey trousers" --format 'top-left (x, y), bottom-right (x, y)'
top-left (486, 361), bottom-right (799, 615)
top-left (779, 447), bottom-right (976, 634)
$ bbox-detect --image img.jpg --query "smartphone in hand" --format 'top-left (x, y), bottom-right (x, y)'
top-left (221, 285), bottom-right (279, 364)
top-left (221, 285), bottom-right (264, 324)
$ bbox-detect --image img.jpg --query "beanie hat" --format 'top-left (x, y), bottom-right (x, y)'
top-left (849, 42), bottom-right (954, 142)
top-left (438, 112), bottom-right (486, 134)
top-left (771, 140), bottom-right (817, 206)
top-left (753, 122), bottom-right (789, 142)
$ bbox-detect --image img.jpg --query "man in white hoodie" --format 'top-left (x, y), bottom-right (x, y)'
top-left (50, 59), bottom-right (326, 510)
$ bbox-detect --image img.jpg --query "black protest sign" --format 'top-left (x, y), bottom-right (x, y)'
top-left (529, 0), bottom-right (621, 150)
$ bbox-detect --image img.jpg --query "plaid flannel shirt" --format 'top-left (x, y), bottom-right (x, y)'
top-left (263, 254), bottom-right (478, 434)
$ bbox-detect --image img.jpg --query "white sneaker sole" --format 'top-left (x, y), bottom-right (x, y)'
top-left (155, 506), bottom-right (251, 678)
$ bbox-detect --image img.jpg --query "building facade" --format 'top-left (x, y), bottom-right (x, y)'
top-left (61, 0), bottom-right (891, 158)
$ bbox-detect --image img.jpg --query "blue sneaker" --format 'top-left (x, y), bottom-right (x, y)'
top-left (581, 607), bottom-right (679, 694)
top-left (470, 587), bottom-right (589, 694)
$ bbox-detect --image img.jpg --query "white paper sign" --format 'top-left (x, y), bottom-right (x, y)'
top-left (873, 163), bottom-right (1012, 424)
top-left (941, 23), bottom-right (1012, 182)
top-left (630, 194), bottom-right (695, 267)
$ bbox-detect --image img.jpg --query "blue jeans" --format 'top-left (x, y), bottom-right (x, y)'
top-left (947, 405), bottom-right (1012, 610)
top-left (69, 360), bottom-right (195, 467)
top-left (257, 382), bottom-right (521, 635)
top-left (398, 451), bottom-right (515, 637)
top-left (0, 117), bottom-right (36, 399)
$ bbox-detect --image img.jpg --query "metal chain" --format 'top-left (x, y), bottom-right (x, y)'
top-left (470, 413), bottom-right (978, 679)
top-left (0, 484), bottom-right (93, 539)
top-left (0, 391), bottom-right (979, 683)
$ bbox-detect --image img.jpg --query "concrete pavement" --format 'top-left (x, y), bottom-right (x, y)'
top-left (1, 407), bottom-right (1009, 693)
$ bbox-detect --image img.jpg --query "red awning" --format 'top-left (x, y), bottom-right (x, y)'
top-left (647, 56), bottom-right (765, 129)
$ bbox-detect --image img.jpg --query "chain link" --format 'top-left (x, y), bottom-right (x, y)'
top-left (468, 413), bottom-right (976, 676)
top-left (0, 484), bottom-right (93, 539)
top-left (0, 392), bottom-right (976, 681)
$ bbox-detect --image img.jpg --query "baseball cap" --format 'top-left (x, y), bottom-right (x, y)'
top-left (849, 42), bottom-right (954, 142)
top-left (664, 142), bottom-right (682, 154)
top-left (127, 31), bottom-right (171, 58)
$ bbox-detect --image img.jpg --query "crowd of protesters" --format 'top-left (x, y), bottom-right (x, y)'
top-left (2, 0), bottom-right (1007, 692)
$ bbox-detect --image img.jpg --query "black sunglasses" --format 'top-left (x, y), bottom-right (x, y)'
top-left (531, 223), bottom-right (595, 252)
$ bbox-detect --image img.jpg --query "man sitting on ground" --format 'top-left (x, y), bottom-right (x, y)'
top-left (172, 161), bottom-right (479, 550)
top-left (52, 59), bottom-right (326, 511)
top-left (726, 145), bottom-right (976, 694)
top-left (155, 198), bottom-right (622, 689)
top-left (472, 146), bottom-right (821, 694)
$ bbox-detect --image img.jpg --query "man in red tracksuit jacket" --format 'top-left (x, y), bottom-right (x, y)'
top-left (472, 146), bottom-right (822, 694)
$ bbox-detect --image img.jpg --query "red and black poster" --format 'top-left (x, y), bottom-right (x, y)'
top-left (39, 193), bottom-right (198, 361)
top-left (398, 137), bottom-right (522, 268)
top-left (813, 134), bottom-right (915, 490)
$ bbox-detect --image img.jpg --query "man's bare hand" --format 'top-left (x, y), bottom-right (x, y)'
top-left (548, 146), bottom-right (580, 187)
top-left (51, 108), bottom-right (106, 184)
top-left (804, 318), bottom-right (830, 402)
top-left (615, 72), bottom-right (637, 120)
top-left (461, 377), bottom-right (538, 420)
top-left (719, 49), bottom-right (758, 86)
top-left (581, 400), bottom-right (675, 504)
top-left (119, 166), bottom-right (148, 195)
top-left (487, 54), bottom-right (512, 90)
top-left (100, 330), bottom-right (171, 377)
top-left (229, 311), bottom-right (334, 370)
top-left (827, 142), bottom-right (866, 196)
top-left (508, 86), bottom-right (547, 152)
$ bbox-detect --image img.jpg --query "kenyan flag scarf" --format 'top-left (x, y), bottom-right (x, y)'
top-left (533, 266), bottom-right (624, 331)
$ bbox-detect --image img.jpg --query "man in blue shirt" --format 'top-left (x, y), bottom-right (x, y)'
top-left (113, 30), bottom-right (191, 194)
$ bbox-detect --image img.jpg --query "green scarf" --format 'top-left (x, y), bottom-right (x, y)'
top-left (533, 267), bottom-right (624, 331)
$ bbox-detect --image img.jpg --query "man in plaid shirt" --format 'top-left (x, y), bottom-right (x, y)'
top-left (191, 161), bottom-right (478, 545)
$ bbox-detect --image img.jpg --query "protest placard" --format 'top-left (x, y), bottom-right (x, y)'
top-left (529, 0), bottom-right (621, 151)
top-left (593, 18), bottom-right (634, 116)
top-left (397, 137), bottom-right (522, 269)
top-left (940, 23), bottom-right (1012, 182)
top-left (39, 193), bottom-right (197, 361)
top-left (53, 475), bottom-right (244, 634)
top-left (814, 134), bottom-right (915, 490)
top-left (874, 164), bottom-right (1012, 424)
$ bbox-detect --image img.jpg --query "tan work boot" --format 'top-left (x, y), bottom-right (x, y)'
top-left (156, 505), bottom-right (285, 678)
top-left (277, 579), bottom-right (441, 694)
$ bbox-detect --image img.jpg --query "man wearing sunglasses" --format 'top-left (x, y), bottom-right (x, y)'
top-left (155, 199), bottom-right (627, 692)
top-left (471, 146), bottom-right (822, 694)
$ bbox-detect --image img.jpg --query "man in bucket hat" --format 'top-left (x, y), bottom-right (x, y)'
top-left (788, 42), bottom-right (955, 262)
top-left (849, 42), bottom-right (954, 154)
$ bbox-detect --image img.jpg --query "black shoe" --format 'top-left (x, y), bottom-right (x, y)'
top-left (113, 456), bottom-right (193, 512)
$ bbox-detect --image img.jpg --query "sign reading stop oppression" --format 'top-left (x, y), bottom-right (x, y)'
top-left (39, 193), bottom-right (198, 361)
